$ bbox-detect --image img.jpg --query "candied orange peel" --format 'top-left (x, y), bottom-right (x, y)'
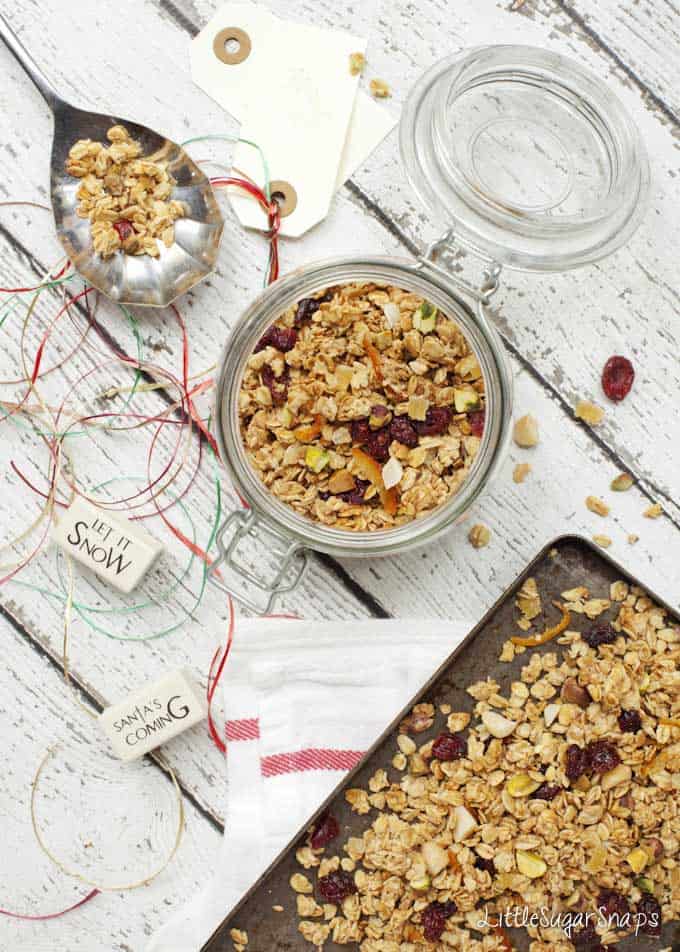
top-left (511, 603), bottom-right (571, 647)
top-left (351, 447), bottom-right (397, 515)
top-left (294, 414), bottom-right (324, 442)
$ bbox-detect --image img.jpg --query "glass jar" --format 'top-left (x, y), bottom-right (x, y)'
top-left (211, 45), bottom-right (648, 612)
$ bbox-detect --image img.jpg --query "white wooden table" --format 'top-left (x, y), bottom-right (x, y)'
top-left (1, 1), bottom-right (678, 949)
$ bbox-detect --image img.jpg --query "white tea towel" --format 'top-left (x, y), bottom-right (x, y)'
top-left (147, 617), bottom-right (471, 952)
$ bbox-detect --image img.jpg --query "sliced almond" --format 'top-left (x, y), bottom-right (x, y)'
top-left (516, 850), bottom-right (547, 879)
top-left (328, 470), bottom-right (355, 494)
top-left (560, 678), bottom-right (591, 709)
top-left (482, 710), bottom-right (517, 739)
top-left (601, 763), bottom-right (632, 791)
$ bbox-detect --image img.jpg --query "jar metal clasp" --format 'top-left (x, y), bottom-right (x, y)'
top-left (209, 509), bottom-right (309, 614)
top-left (418, 228), bottom-right (502, 306)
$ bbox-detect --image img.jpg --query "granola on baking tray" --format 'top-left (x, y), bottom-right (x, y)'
top-left (237, 284), bottom-right (486, 530)
top-left (66, 124), bottom-right (186, 259)
top-left (262, 578), bottom-right (678, 951)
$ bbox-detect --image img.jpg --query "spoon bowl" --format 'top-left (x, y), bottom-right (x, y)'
top-left (1, 15), bottom-right (224, 307)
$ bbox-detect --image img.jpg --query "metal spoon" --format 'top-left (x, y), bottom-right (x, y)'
top-left (0, 14), bottom-right (224, 307)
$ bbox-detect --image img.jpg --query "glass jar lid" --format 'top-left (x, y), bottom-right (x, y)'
top-left (400, 45), bottom-right (649, 271)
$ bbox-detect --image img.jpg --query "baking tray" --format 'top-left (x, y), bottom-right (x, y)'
top-left (202, 535), bottom-right (680, 951)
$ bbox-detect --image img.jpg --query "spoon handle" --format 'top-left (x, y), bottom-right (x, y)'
top-left (0, 13), bottom-right (61, 111)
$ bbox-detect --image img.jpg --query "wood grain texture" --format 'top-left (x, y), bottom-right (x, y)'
top-left (0, 0), bottom-right (678, 947)
top-left (0, 612), bottom-right (223, 952)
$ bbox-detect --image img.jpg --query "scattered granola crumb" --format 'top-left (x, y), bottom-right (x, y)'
top-left (272, 905), bottom-right (284, 912)
top-left (593, 534), bottom-right (612, 548)
top-left (586, 495), bottom-right (610, 517)
top-left (229, 928), bottom-right (248, 950)
top-left (369, 78), bottom-right (390, 98)
top-left (516, 576), bottom-right (541, 621)
top-left (644, 502), bottom-right (663, 519)
top-left (575, 399), bottom-right (605, 425)
top-left (290, 873), bottom-right (313, 894)
top-left (611, 473), bottom-right (634, 492)
top-left (628, 533), bottom-right (639, 544)
top-left (513, 462), bottom-right (531, 483)
top-left (513, 413), bottom-right (539, 447)
top-left (349, 52), bottom-right (365, 76)
top-left (468, 523), bottom-right (491, 548)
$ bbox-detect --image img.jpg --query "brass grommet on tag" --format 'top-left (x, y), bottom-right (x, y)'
top-left (268, 180), bottom-right (298, 218)
top-left (213, 27), bottom-right (251, 65)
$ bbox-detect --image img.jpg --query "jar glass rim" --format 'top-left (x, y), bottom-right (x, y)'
top-left (214, 256), bottom-right (513, 558)
top-left (400, 45), bottom-right (650, 271)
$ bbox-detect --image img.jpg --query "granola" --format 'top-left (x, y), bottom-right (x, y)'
top-left (65, 124), bottom-right (185, 258)
top-left (238, 284), bottom-right (486, 531)
top-left (283, 580), bottom-right (679, 950)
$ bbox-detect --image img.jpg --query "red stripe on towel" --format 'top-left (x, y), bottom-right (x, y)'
top-left (261, 748), bottom-right (365, 777)
top-left (226, 718), bottom-right (260, 741)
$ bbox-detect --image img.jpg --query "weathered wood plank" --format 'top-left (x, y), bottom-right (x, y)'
top-left (0, 610), bottom-right (222, 952)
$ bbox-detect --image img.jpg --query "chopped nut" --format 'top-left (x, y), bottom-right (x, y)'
top-left (561, 678), bottom-right (590, 708)
top-left (611, 473), bottom-right (634, 492)
top-left (644, 502), bottom-right (663, 519)
top-left (513, 462), bottom-right (531, 483)
top-left (421, 841), bottom-right (449, 875)
top-left (349, 52), bottom-right (366, 75)
top-left (453, 804), bottom-right (478, 842)
top-left (468, 523), bottom-right (491, 548)
top-left (369, 78), bottom-right (390, 98)
top-left (407, 395), bottom-right (429, 421)
top-left (628, 533), bottom-right (639, 544)
top-left (593, 534), bottom-right (612, 549)
top-left (586, 495), bottom-right (610, 517)
top-left (513, 414), bottom-right (539, 448)
top-left (575, 400), bottom-right (605, 425)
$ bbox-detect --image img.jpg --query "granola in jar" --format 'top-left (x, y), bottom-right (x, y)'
top-left (237, 283), bottom-right (486, 531)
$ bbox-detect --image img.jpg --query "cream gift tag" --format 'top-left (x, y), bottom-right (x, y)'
top-left (100, 670), bottom-right (208, 762)
top-left (191, 3), bottom-right (369, 236)
top-left (51, 496), bottom-right (163, 594)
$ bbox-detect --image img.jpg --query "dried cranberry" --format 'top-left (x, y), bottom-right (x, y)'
top-left (318, 870), bottom-right (356, 904)
top-left (421, 900), bottom-right (457, 942)
top-left (474, 855), bottom-right (495, 875)
top-left (338, 478), bottom-right (370, 505)
top-left (431, 732), bottom-right (467, 762)
top-left (310, 813), bottom-right (339, 850)
top-left (364, 427), bottom-right (391, 462)
top-left (350, 419), bottom-right (371, 445)
top-left (389, 416), bottom-right (418, 448)
top-left (415, 406), bottom-right (452, 436)
top-left (636, 895), bottom-right (661, 937)
top-left (618, 709), bottom-right (642, 733)
top-left (113, 218), bottom-right (135, 241)
top-left (254, 325), bottom-right (297, 353)
top-left (602, 355), bottom-right (634, 402)
top-left (531, 782), bottom-right (561, 801)
top-left (565, 744), bottom-right (588, 781)
top-left (582, 624), bottom-right (617, 650)
top-left (468, 409), bottom-right (485, 437)
top-left (586, 739), bottom-right (620, 774)
top-left (597, 889), bottom-right (629, 921)
top-left (294, 292), bottom-right (331, 327)
top-left (261, 364), bottom-right (289, 405)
